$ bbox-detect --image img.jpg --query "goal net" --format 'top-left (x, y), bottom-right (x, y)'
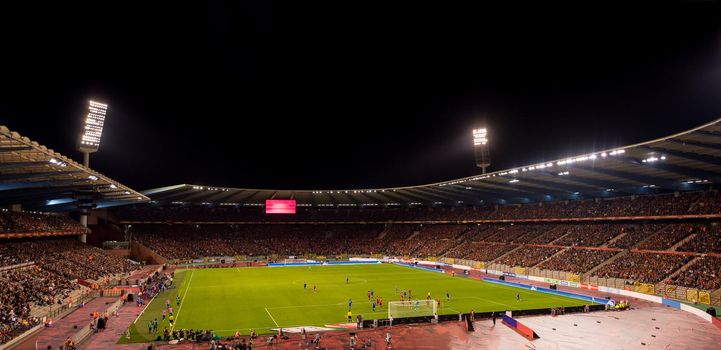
top-left (388, 299), bottom-right (438, 319)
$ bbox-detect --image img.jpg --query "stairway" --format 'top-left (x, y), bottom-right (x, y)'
top-left (670, 233), bottom-right (697, 251)
top-left (548, 231), bottom-right (571, 245)
top-left (585, 250), bottom-right (627, 277)
top-left (532, 247), bottom-right (569, 268)
top-left (663, 256), bottom-right (700, 282)
top-left (633, 225), bottom-right (671, 249)
top-left (376, 227), bottom-right (390, 240)
top-left (604, 232), bottom-right (628, 248)
top-left (490, 245), bottom-right (524, 264)
top-left (406, 230), bottom-right (421, 241)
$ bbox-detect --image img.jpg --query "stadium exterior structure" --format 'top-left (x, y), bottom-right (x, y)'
top-left (141, 117), bottom-right (721, 208)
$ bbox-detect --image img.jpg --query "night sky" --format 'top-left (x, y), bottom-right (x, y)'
top-left (1, 2), bottom-right (720, 191)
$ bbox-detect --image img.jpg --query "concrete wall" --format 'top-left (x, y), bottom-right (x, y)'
top-left (129, 241), bottom-right (167, 265)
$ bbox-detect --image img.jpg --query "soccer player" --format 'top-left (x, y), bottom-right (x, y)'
top-left (446, 291), bottom-right (450, 301)
top-left (370, 289), bottom-right (374, 298)
top-left (414, 299), bottom-right (420, 310)
top-left (148, 320), bottom-right (153, 334)
top-left (346, 276), bottom-right (350, 284)
top-left (176, 296), bottom-right (180, 306)
top-left (313, 284), bottom-right (317, 293)
top-left (367, 290), bottom-right (371, 301)
top-left (427, 292), bottom-right (431, 300)
top-left (304, 282), bottom-right (307, 290)
top-left (372, 301), bottom-right (376, 312)
top-left (347, 310), bottom-right (352, 322)
top-left (168, 315), bottom-right (174, 326)
top-left (408, 289), bottom-right (412, 298)
top-left (400, 295), bottom-right (404, 305)
top-left (161, 310), bottom-right (166, 321)
top-left (516, 292), bottom-right (521, 301)
top-left (168, 307), bottom-right (174, 315)
top-left (348, 298), bottom-right (353, 311)
top-left (165, 299), bottom-right (170, 308)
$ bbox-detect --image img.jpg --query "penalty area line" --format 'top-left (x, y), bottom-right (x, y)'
top-left (265, 308), bottom-right (280, 327)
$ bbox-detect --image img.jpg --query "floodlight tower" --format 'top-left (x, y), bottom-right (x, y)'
top-left (473, 128), bottom-right (490, 174)
top-left (76, 100), bottom-right (108, 242)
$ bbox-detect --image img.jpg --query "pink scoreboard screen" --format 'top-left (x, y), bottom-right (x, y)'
top-left (265, 200), bottom-right (296, 214)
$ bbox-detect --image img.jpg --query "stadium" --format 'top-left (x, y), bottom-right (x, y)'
top-left (3, 114), bottom-right (721, 349)
top-left (3, 2), bottom-right (721, 350)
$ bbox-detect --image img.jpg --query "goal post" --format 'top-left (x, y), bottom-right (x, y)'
top-left (388, 299), bottom-right (438, 319)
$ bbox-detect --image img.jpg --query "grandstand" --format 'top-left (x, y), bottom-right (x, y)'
top-left (2, 119), bottom-right (721, 349)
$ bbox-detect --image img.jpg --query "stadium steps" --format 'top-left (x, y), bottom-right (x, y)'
top-left (632, 224), bottom-right (673, 249)
top-left (490, 244), bottom-right (524, 263)
top-left (406, 230), bottom-right (422, 241)
top-left (532, 247), bottom-right (569, 268)
top-left (584, 250), bottom-right (628, 277)
top-left (669, 233), bottom-right (697, 251)
top-left (604, 232), bottom-right (628, 248)
top-left (548, 231), bottom-right (572, 245)
top-left (661, 256), bottom-right (701, 285)
top-left (377, 227), bottom-right (390, 240)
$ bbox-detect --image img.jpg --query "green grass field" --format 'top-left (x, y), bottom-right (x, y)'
top-left (122, 263), bottom-right (590, 343)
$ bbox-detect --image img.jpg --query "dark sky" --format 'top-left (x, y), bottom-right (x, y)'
top-left (1, 1), bottom-right (720, 191)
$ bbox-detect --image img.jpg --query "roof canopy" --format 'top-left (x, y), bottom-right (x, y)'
top-left (0, 125), bottom-right (149, 211)
top-left (145, 117), bottom-right (721, 208)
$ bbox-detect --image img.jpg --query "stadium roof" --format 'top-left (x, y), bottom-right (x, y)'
top-left (144, 118), bottom-right (721, 208)
top-left (0, 125), bottom-right (149, 211)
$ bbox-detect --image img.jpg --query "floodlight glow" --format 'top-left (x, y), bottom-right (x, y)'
top-left (473, 128), bottom-right (488, 146)
top-left (79, 100), bottom-right (108, 152)
top-left (509, 179), bottom-right (519, 183)
top-left (88, 175), bottom-right (98, 181)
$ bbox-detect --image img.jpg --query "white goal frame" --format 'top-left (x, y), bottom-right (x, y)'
top-left (387, 299), bottom-right (438, 319)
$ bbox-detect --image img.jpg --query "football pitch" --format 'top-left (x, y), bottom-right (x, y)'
top-left (123, 263), bottom-right (589, 343)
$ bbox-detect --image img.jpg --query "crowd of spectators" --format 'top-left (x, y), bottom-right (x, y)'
top-left (537, 248), bottom-right (618, 273)
top-left (0, 238), bottom-right (135, 281)
top-left (607, 224), bottom-right (666, 249)
top-left (0, 265), bottom-right (80, 345)
top-left (0, 212), bottom-right (87, 234)
top-left (553, 224), bottom-right (622, 247)
top-left (636, 224), bottom-right (695, 251)
top-left (668, 256), bottom-right (721, 290)
top-left (526, 225), bottom-right (568, 244)
top-left (494, 246), bottom-right (563, 267)
top-left (402, 225), bottom-right (469, 257)
top-left (676, 225), bottom-right (721, 253)
top-left (483, 225), bottom-right (542, 244)
top-left (133, 224), bottom-right (392, 259)
top-left (593, 252), bottom-right (692, 283)
top-left (446, 242), bottom-right (517, 262)
top-left (113, 189), bottom-right (721, 223)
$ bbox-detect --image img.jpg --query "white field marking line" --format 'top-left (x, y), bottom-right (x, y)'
top-left (132, 293), bottom-right (157, 324)
top-left (446, 307), bottom-right (462, 314)
top-left (171, 269), bottom-right (195, 331)
top-left (265, 307), bottom-right (280, 327)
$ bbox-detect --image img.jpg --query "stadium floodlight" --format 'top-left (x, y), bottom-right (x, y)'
top-left (78, 100), bottom-right (108, 153)
top-left (75, 100), bottom-right (108, 244)
top-left (472, 127), bottom-right (491, 174)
